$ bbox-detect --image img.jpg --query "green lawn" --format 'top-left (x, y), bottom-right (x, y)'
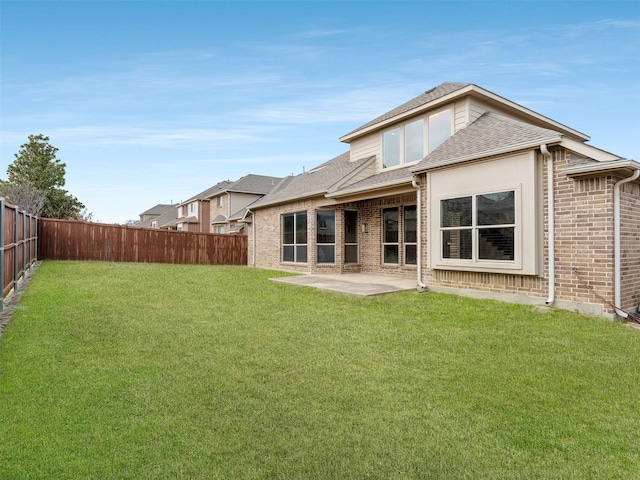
top-left (1, 261), bottom-right (639, 479)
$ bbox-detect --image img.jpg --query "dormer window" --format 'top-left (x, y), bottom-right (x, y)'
top-left (382, 109), bottom-right (452, 169)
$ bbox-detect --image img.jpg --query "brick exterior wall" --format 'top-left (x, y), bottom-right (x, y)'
top-left (209, 194), bottom-right (230, 234)
top-left (250, 147), bottom-right (639, 317)
top-left (250, 193), bottom-right (418, 279)
top-left (419, 148), bottom-right (639, 317)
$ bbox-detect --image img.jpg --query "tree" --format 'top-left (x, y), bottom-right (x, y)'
top-left (0, 181), bottom-right (46, 215)
top-left (0, 134), bottom-right (86, 219)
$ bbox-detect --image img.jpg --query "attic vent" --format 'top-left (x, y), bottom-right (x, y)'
top-left (424, 87), bottom-right (437, 95)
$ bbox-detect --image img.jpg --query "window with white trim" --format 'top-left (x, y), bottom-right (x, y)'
top-left (316, 210), bottom-right (335, 263)
top-left (382, 109), bottom-right (452, 169)
top-left (440, 190), bottom-right (515, 262)
top-left (282, 212), bottom-right (307, 263)
top-left (217, 196), bottom-right (223, 207)
top-left (382, 206), bottom-right (417, 266)
top-left (213, 225), bottom-right (225, 234)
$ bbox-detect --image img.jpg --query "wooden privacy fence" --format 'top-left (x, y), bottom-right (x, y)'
top-left (0, 198), bottom-right (38, 311)
top-left (38, 218), bottom-right (248, 265)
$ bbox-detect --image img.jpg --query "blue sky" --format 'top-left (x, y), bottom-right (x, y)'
top-left (1, 1), bottom-right (639, 223)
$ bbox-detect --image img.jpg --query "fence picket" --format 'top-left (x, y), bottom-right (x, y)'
top-left (0, 199), bottom-right (38, 311)
top-left (37, 218), bottom-right (248, 266)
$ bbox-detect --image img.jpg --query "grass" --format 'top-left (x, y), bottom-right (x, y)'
top-left (0, 261), bottom-right (639, 479)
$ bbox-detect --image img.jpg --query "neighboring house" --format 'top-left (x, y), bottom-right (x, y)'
top-left (137, 204), bottom-right (177, 228)
top-left (207, 174), bottom-right (282, 234)
top-left (174, 181), bottom-right (232, 232)
top-left (248, 82), bottom-right (640, 318)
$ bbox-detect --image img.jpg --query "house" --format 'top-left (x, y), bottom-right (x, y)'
top-left (174, 181), bottom-right (232, 232)
top-left (248, 82), bottom-right (640, 318)
top-left (207, 174), bottom-right (282, 234)
top-left (137, 204), bottom-right (177, 228)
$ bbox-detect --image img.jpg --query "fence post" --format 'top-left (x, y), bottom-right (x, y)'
top-left (0, 198), bottom-right (4, 312)
top-left (24, 211), bottom-right (29, 270)
top-left (14, 205), bottom-right (19, 292)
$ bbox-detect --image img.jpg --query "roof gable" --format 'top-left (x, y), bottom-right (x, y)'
top-left (251, 152), bottom-right (370, 209)
top-left (412, 112), bottom-right (563, 173)
top-left (179, 180), bottom-right (233, 206)
top-left (340, 82), bottom-right (589, 144)
top-left (218, 174), bottom-right (283, 196)
top-left (341, 82), bottom-right (470, 141)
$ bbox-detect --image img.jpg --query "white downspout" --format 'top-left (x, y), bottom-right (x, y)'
top-left (614, 168), bottom-right (640, 318)
top-left (247, 208), bottom-right (256, 267)
top-left (541, 144), bottom-right (555, 305)
top-left (412, 177), bottom-right (427, 289)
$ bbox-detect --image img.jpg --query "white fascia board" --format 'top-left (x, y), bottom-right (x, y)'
top-left (328, 156), bottom-right (377, 192)
top-left (559, 137), bottom-right (621, 161)
top-left (563, 159), bottom-right (640, 176)
top-left (339, 84), bottom-right (589, 144)
top-left (326, 177), bottom-right (413, 199)
top-left (410, 137), bottom-right (562, 174)
top-left (249, 191), bottom-right (327, 210)
top-left (468, 86), bottom-right (590, 142)
top-left (339, 85), bottom-right (475, 143)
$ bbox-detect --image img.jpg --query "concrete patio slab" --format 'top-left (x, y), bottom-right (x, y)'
top-left (270, 273), bottom-right (417, 296)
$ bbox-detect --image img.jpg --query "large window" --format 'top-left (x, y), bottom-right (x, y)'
top-left (440, 191), bottom-right (515, 262)
top-left (316, 210), bottom-right (335, 263)
top-left (382, 208), bottom-right (399, 263)
top-left (404, 205), bottom-right (417, 265)
top-left (428, 109), bottom-right (452, 153)
top-left (382, 109), bottom-right (452, 169)
top-left (344, 210), bottom-right (358, 263)
top-left (282, 212), bottom-right (307, 263)
top-left (382, 206), bottom-right (417, 266)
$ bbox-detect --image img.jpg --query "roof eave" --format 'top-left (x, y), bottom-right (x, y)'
top-left (339, 84), bottom-right (590, 144)
top-left (339, 84), bottom-right (475, 143)
top-left (250, 190), bottom-right (328, 210)
top-left (326, 177), bottom-right (413, 199)
top-left (410, 137), bottom-right (563, 174)
top-left (563, 159), bottom-right (640, 178)
top-left (468, 86), bottom-right (590, 142)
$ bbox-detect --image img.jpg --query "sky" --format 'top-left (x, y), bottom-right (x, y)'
top-left (1, 0), bottom-right (639, 224)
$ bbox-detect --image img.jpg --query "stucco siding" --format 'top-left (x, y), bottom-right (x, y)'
top-left (418, 148), bottom-right (621, 317)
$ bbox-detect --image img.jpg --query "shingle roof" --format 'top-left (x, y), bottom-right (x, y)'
top-left (180, 180), bottom-right (233, 205)
top-left (175, 216), bottom-right (199, 224)
top-left (139, 203), bottom-right (174, 216)
top-left (138, 205), bottom-right (178, 228)
top-left (251, 152), bottom-right (370, 208)
top-left (211, 214), bottom-right (227, 223)
top-left (222, 174), bottom-right (283, 195)
top-left (412, 112), bottom-right (563, 173)
top-left (329, 166), bottom-right (414, 197)
top-left (342, 82), bottom-right (470, 139)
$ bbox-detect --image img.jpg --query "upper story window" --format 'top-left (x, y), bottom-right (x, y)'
top-left (189, 203), bottom-right (195, 213)
top-left (217, 196), bottom-right (224, 207)
top-left (382, 109), bottom-right (452, 169)
top-left (429, 109), bottom-right (452, 153)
